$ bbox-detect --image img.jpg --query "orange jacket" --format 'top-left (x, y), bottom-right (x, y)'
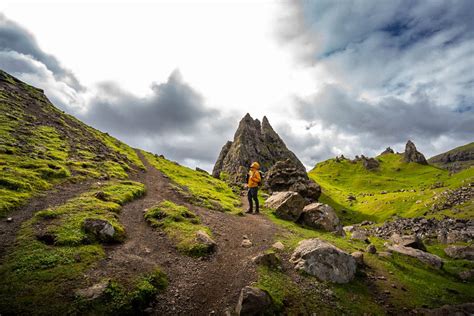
top-left (247, 162), bottom-right (261, 188)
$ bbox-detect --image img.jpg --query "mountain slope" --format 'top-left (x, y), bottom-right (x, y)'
top-left (429, 142), bottom-right (474, 172)
top-left (309, 153), bottom-right (474, 223)
top-left (0, 69), bottom-right (144, 216)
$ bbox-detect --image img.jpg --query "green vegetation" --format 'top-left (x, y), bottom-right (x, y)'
top-left (429, 142), bottom-right (474, 170)
top-left (145, 200), bottom-right (214, 256)
top-left (143, 151), bottom-right (242, 213)
top-left (0, 70), bottom-right (147, 217)
top-left (76, 268), bottom-right (167, 315)
top-left (0, 180), bottom-right (145, 315)
top-left (309, 153), bottom-right (474, 223)
top-left (259, 205), bottom-right (474, 314)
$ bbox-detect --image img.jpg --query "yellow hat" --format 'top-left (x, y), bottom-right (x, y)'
top-left (250, 162), bottom-right (260, 169)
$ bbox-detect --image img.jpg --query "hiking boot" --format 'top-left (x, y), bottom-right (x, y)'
top-left (245, 209), bottom-right (253, 214)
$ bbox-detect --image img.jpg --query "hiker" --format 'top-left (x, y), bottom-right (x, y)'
top-left (245, 161), bottom-right (261, 214)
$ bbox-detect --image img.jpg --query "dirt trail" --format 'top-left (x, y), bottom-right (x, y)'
top-left (86, 151), bottom-right (280, 315)
top-left (0, 180), bottom-right (94, 262)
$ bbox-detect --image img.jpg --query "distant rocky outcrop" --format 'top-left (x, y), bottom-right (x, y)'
top-left (428, 141), bottom-right (474, 172)
top-left (404, 140), bottom-right (428, 164)
top-left (212, 114), bottom-right (306, 184)
top-left (265, 159), bottom-right (321, 201)
top-left (380, 147), bottom-right (394, 155)
top-left (351, 155), bottom-right (380, 171)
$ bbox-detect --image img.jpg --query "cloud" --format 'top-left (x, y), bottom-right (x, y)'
top-left (0, 13), bottom-right (235, 170)
top-left (0, 13), bottom-right (83, 91)
top-left (273, 0), bottom-right (474, 162)
top-left (78, 70), bottom-right (235, 168)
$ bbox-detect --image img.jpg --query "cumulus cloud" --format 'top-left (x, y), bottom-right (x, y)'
top-left (0, 13), bottom-right (83, 91)
top-left (0, 13), bottom-right (235, 170)
top-left (78, 70), bottom-right (235, 168)
top-left (274, 0), bottom-right (474, 162)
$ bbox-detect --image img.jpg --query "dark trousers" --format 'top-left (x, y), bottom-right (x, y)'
top-left (247, 187), bottom-right (259, 212)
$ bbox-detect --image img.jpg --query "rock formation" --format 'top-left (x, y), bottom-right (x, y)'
top-left (404, 140), bottom-right (428, 164)
top-left (212, 114), bottom-right (306, 183)
top-left (290, 238), bottom-right (356, 283)
top-left (265, 159), bottom-right (321, 201)
top-left (380, 147), bottom-right (395, 155)
top-left (428, 142), bottom-right (474, 172)
top-left (265, 191), bottom-right (307, 221)
top-left (298, 202), bottom-right (342, 234)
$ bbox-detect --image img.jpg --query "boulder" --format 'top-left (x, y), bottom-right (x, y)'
top-left (75, 281), bottom-right (109, 301)
top-left (351, 230), bottom-right (369, 242)
top-left (459, 269), bottom-right (474, 281)
top-left (390, 233), bottom-right (426, 251)
top-left (271, 241), bottom-right (285, 251)
top-left (444, 245), bottom-right (474, 260)
top-left (362, 157), bottom-right (379, 170)
top-left (297, 203), bottom-right (342, 234)
top-left (235, 286), bottom-right (272, 316)
top-left (404, 140), bottom-right (428, 164)
top-left (386, 244), bottom-right (443, 269)
top-left (252, 252), bottom-right (281, 269)
top-left (83, 218), bottom-right (117, 243)
top-left (195, 230), bottom-right (217, 253)
top-left (265, 191), bottom-right (308, 221)
top-left (290, 238), bottom-right (356, 283)
top-left (351, 251), bottom-right (364, 266)
top-left (241, 236), bottom-right (253, 248)
top-left (264, 159), bottom-right (321, 201)
top-left (366, 244), bottom-right (377, 254)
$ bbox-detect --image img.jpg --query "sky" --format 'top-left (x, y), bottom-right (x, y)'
top-left (0, 0), bottom-right (473, 171)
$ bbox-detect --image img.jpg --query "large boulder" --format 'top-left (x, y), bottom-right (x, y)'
top-left (298, 202), bottom-right (342, 234)
top-left (362, 157), bottom-right (380, 170)
top-left (235, 286), bottom-right (272, 316)
top-left (265, 191), bottom-right (308, 221)
top-left (444, 245), bottom-right (474, 260)
top-left (386, 244), bottom-right (443, 269)
top-left (290, 238), bottom-right (356, 283)
top-left (390, 233), bottom-right (426, 251)
top-left (83, 218), bottom-right (117, 243)
top-left (404, 140), bottom-right (428, 164)
top-left (264, 159), bottom-right (321, 201)
top-left (195, 230), bottom-right (217, 253)
top-left (212, 114), bottom-right (306, 184)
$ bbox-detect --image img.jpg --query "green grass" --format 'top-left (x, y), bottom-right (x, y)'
top-left (144, 200), bottom-right (214, 256)
top-left (429, 142), bottom-right (474, 170)
top-left (75, 268), bottom-right (167, 315)
top-left (0, 180), bottom-right (145, 315)
top-left (309, 154), bottom-right (474, 223)
top-left (260, 206), bottom-right (474, 314)
top-left (143, 151), bottom-right (242, 213)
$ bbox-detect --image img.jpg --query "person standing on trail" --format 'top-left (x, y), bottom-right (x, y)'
top-left (245, 161), bottom-right (261, 214)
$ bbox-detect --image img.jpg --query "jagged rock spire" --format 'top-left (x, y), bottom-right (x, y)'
top-left (404, 140), bottom-right (428, 164)
top-left (212, 114), bottom-right (306, 183)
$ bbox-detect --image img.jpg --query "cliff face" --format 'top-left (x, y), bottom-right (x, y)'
top-left (212, 114), bottom-right (306, 184)
top-left (428, 142), bottom-right (474, 172)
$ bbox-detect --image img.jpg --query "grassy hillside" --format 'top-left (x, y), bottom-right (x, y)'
top-left (309, 153), bottom-right (474, 223)
top-left (0, 70), bottom-right (144, 216)
top-left (143, 151), bottom-right (242, 214)
top-left (429, 142), bottom-right (474, 171)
